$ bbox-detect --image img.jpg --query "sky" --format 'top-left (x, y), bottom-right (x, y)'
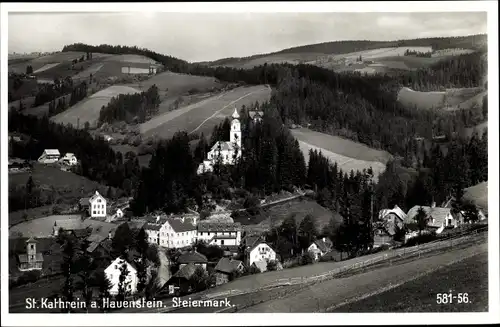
top-left (8, 12), bottom-right (487, 62)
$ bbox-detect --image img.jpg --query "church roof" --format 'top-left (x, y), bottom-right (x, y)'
top-left (232, 107), bottom-right (240, 119)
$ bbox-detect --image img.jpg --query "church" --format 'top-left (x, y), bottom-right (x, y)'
top-left (197, 108), bottom-right (242, 175)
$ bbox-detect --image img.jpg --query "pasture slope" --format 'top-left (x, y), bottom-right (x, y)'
top-left (50, 85), bottom-right (141, 128)
top-left (290, 128), bottom-right (392, 179)
top-left (463, 181), bottom-right (488, 213)
top-left (397, 87), bottom-right (485, 111)
top-left (140, 85), bottom-right (271, 139)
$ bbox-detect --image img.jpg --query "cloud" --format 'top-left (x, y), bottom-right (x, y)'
top-left (8, 12), bottom-right (487, 62)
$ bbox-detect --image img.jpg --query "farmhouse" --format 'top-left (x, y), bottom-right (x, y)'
top-left (406, 204), bottom-right (461, 233)
top-left (197, 221), bottom-right (242, 247)
top-left (144, 214), bottom-right (198, 248)
top-left (214, 257), bottom-right (245, 286)
top-left (18, 237), bottom-right (44, 271)
top-left (307, 237), bottom-right (333, 261)
top-left (83, 190), bottom-right (107, 219)
top-left (59, 152), bottom-right (78, 166)
top-left (248, 109), bottom-right (264, 123)
top-left (167, 262), bottom-right (197, 294)
top-left (38, 149), bottom-right (60, 164)
top-left (53, 219), bottom-right (84, 236)
top-left (247, 241), bottom-right (277, 271)
top-left (8, 158), bottom-right (30, 172)
top-left (104, 257), bottom-right (139, 295)
top-left (197, 108), bottom-right (242, 175)
top-left (177, 251), bottom-right (208, 270)
top-left (378, 205), bottom-right (406, 235)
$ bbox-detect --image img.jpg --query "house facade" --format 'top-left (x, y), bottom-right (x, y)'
top-left (38, 149), bottom-right (60, 164)
top-left (406, 205), bottom-right (461, 233)
top-left (88, 191), bottom-right (107, 219)
top-left (247, 242), bottom-right (277, 271)
top-left (144, 214), bottom-right (198, 249)
top-left (60, 153), bottom-right (78, 166)
top-left (18, 237), bottom-right (44, 271)
top-left (197, 108), bottom-right (242, 175)
top-left (197, 221), bottom-right (242, 247)
top-left (378, 205), bottom-right (407, 235)
top-left (177, 251), bottom-right (208, 270)
top-left (214, 257), bottom-right (245, 286)
top-left (307, 238), bottom-right (333, 261)
top-left (104, 257), bottom-right (138, 295)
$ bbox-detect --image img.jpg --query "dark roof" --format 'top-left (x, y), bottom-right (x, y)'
top-left (313, 238), bottom-right (333, 253)
top-left (211, 235), bottom-right (237, 240)
top-left (248, 241), bottom-right (276, 253)
top-left (72, 228), bottom-right (92, 238)
top-left (25, 237), bottom-right (38, 244)
top-left (198, 221), bottom-right (242, 232)
top-left (214, 257), bottom-right (243, 274)
top-left (178, 251), bottom-right (208, 264)
top-left (18, 253), bottom-right (44, 263)
top-left (172, 263), bottom-right (198, 280)
top-left (168, 217), bottom-right (196, 233)
top-left (322, 249), bottom-right (346, 261)
top-left (243, 234), bottom-right (263, 248)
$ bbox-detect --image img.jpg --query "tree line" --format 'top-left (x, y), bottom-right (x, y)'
top-left (404, 49), bottom-right (433, 57)
top-left (98, 85), bottom-right (160, 124)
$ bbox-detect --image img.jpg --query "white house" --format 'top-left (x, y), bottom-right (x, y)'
top-left (406, 205), bottom-right (460, 233)
top-left (38, 149), bottom-right (60, 164)
top-left (378, 205), bottom-right (407, 236)
top-left (89, 191), bottom-right (107, 219)
top-left (144, 214), bottom-right (198, 249)
top-left (197, 221), bottom-right (242, 247)
top-left (247, 242), bottom-right (277, 271)
top-left (104, 257), bottom-right (138, 295)
top-left (307, 237), bottom-right (333, 261)
top-left (60, 153), bottom-right (78, 166)
top-left (197, 108), bottom-right (242, 175)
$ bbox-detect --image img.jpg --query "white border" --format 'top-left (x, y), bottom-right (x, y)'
top-left (1, 1), bottom-right (498, 326)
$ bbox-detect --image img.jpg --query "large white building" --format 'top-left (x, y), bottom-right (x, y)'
top-left (144, 214), bottom-right (198, 249)
top-left (196, 221), bottom-right (242, 247)
top-left (60, 153), bottom-right (78, 166)
top-left (88, 191), bottom-right (107, 219)
top-left (104, 257), bottom-right (138, 295)
top-left (197, 108), bottom-right (242, 175)
top-left (247, 241), bottom-right (277, 272)
top-left (38, 149), bottom-right (60, 164)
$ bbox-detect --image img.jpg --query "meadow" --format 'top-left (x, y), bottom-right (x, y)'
top-left (463, 181), bottom-right (488, 213)
top-left (140, 85), bottom-right (271, 139)
top-left (398, 87), bottom-right (485, 111)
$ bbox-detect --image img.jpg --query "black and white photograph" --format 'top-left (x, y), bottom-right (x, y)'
top-left (1, 1), bottom-right (498, 325)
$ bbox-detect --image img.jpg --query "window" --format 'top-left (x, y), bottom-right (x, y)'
top-left (30, 244), bottom-right (34, 250)
top-left (221, 240), bottom-right (224, 246)
top-left (115, 265), bottom-right (118, 269)
top-left (97, 199), bottom-right (101, 203)
top-left (93, 211), bottom-right (96, 215)
top-left (200, 232), bottom-right (203, 236)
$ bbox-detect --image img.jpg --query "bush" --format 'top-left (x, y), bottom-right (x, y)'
top-left (243, 195), bottom-right (260, 209)
top-left (299, 252), bottom-right (314, 266)
top-left (248, 265), bottom-right (261, 275)
top-left (404, 232), bottom-right (437, 247)
top-left (266, 259), bottom-right (278, 271)
top-left (13, 270), bottom-right (42, 288)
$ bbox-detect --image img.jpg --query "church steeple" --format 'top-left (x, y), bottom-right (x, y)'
top-left (230, 107), bottom-right (241, 150)
top-left (232, 107), bottom-right (240, 119)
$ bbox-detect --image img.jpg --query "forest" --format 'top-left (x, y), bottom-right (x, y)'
top-left (98, 85), bottom-right (161, 124)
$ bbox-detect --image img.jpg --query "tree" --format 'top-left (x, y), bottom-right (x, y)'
top-left (112, 223), bottom-right (134, 257)
top-left (135, 228), bottom-right (149, 294)
top-left (74, 240), bottom-right (96, 312)
top-left (116, 260), bottom-right (131, 301)
top-left (460, 201), bottom-right (480, 224)
top-left (26, 65), bottom-right (33, 74)
top-left (415, 206), bottom-right (428, 236)
top-left (189, 266), bottom-right (212, 292)
top-left (61, 236), bottom-right (76, 312)
top-left (297, 214), bottom-right (318, 251)
top-left (144, 269), bottom-right (162, 300)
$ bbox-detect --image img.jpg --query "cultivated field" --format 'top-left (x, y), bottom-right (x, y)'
top-left (71, 63), bottom-right (104, 80)
top-left (331, 252), bottom-right (488, 312)
top-left (463, 181), bottom-right (488, 213)
top-left (432, 48), bottom-right (476, 57)
top-left (290, 128), bottom-right (391, 179)
top-left (50, 85), bottom-right (141, 128)
top-left (103, 54), bottom-right (158, 64)
top-left (398, 87), bottom-right (486, 111)
top-left (130, 71), bottom-right (222, 95)
top-left (32, 63), bottom-right (60, 74)
top-left (141, 85), bottom-right (271, 139)
top-left (465, 121), bottom-right (488, 139)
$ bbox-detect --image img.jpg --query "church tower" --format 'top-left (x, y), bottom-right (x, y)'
top-left (26, 237), bottom-right (38, 265)
top-left (230, 107), bottom-right (241, 151)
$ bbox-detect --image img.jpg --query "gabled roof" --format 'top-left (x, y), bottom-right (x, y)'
top-left (198, 221), bottom-right (242, 232)
top-left (232, 107), bottom-right (240, 119)
top-left (210, 141), bottom-right (234, 152)
top-left (252, 260), bottom-right (267, 272)
top-left (106, 257), bottom-right (137, 273)
top-left (248, 241), bottom-right (276, 254)
top-left (89, 191), bottom-right (106, 204)
top-left (26, 236), bottom-right (38, 244)
top-left (406, 206), bottom-right (453, 228)
top-left (172, 262), bottom-right (198, 280)
top-left (379, 205), bottom-right (407, 221)
top-left (215, 257), bottom-right (244, 274)
top-left (178, 251), bottom-right (208, 264)
top-left (243, 234), bottom-right (263, 248)
top-left (312, 238), bottom-right (333, 253)
top-left (43, 149), bottom-right (60, 156)
top-left (211, 235), bottom-right (236, 240)
top-left (167, 217), bottom-right (196, 233)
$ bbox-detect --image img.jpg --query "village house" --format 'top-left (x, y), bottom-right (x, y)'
top-left (53, 219), bottom-right (84, 236)
top-left (248, 109), bottom-right (264, 123)
top-left (214, 257), bottom-right (245, 286)
top-left (177, 251), bottom-right (208, 270)
top-left (144, 214), bottom-right (198, 248)
top-left (197, 221), bottom-right (242, 247)
top-left (18, 237), bottom-right (44, 271)
top-left (247, 241), bottom-right (277, 272)
top-left (406, 204), bottom-right (461, 234)
top-left (378, 205), bottom-right (407, 235)
top-left (8, 158), bottom-right (30, 173)
top-left (307, 237), bottom-right (333, 261)
top-left (197, 108), bottom-right (242, 175)
top-left (37, 149), bottom-right (60, 164)
top-left (104, 257), bottom-right (139, 295)
top-left (167, 262), bottom-right (198, 295)
top-left (59, 152), bottom-right (78, 166)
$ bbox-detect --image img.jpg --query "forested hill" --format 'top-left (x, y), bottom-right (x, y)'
top-left (62, 43), bottom-right (190, 71)
top-left (200, 34), bottom-right (487, 65)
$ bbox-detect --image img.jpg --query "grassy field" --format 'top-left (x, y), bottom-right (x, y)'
top-left (103, 54), bottom-right (158, 64)
top-left (290, 128), bottom-right (391, 179)
top-left (50, 85), bottom-right (141, 128)
top-left (398, 87), bottom-right (446, 110)
top-left (463, 181), bottom-right (488, 213)
top-left (9, 214), bottom-right (82, 238)
top-left (465, 121), bottom-right (488, 138)
top-left (331, 252), bottom-right (488, 312)
top-left (140, 85), bottom-right (271, 140)
top-left (398, 87), bottom-right (485, 111)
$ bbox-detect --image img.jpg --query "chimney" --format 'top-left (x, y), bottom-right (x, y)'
top-left (431, 202), bottom-right (436, 208)
top-left (108, 232), bottom-right (112, 240)
top-left (156, 215), bottom-right (160, 223)
top-left (95, 190), bottom-right (99, 196)
top-left (181, 217), bottom-right (185, 223)
top-left (322, 237), bottom-right (326, 243)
